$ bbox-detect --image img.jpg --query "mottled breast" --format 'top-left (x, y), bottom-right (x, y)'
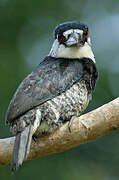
top-left (34, 79), bottom-right (91, 136)
top-left (11, 80), bottom-right (91, 136)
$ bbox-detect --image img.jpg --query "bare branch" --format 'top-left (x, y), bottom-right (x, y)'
top-left (0, 97), bottom-right (119, 165)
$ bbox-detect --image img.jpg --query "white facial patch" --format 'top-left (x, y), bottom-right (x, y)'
top-left (87, 37), bottom-right (91, 46)
top-left (49, 29), bottom-right (96, 63)
top-left (63, 29), bottom-right (83, 38)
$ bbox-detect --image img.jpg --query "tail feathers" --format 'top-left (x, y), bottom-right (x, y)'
top-left (11, 124), bottom-right (33, 171)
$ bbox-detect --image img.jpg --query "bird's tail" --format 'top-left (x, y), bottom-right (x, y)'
top-left (11, 124), bottom-right (33, 171)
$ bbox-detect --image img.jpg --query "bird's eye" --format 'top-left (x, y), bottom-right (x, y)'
top-left (57, 34), bottom-right (66, 42)
top-left (83, 31), bottom-right (88, 38)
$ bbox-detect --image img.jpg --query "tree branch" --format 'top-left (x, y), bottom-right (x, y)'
top-left (0, 98), bottom-right (119, 165)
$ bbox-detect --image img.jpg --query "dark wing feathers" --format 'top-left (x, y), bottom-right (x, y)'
top-left (6, 56), bottom-right (97, 124)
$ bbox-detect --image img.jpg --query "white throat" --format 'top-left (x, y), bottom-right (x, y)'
top-left (49, 39), bottom-right (96, 63)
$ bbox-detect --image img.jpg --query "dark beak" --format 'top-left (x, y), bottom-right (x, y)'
top-left (66, 31), bottom-right (81, 47)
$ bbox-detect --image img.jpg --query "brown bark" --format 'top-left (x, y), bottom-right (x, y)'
top-left (0, 97), bottom-right (119, 165)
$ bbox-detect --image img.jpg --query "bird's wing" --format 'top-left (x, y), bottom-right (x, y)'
top-left (6, 56), bottom-right (97, 124)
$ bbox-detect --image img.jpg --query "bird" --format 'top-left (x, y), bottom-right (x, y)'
top-left (5, 21), bottom-right (98, 171)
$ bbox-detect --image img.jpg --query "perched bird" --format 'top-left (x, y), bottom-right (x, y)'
top-left (5, 21), bottom-right (98, 171)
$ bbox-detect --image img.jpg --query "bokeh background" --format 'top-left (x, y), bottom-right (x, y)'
top-left (0, 0), bottom-right (119, 179)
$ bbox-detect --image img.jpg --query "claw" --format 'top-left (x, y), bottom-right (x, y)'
top-left (32, 135), bottom-right (37, 142)
top-left (68, 116), bottom-right (76, 133)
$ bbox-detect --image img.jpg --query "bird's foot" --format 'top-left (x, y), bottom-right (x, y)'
top-left (32, 135), bottom-right (38, 142)
top-left (68, 116), bottom-right (76, 133)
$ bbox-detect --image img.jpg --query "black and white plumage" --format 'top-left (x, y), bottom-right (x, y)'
top-left (5, 21), bottom-right (98, 171)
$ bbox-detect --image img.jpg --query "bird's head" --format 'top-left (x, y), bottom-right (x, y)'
top-left (49, 21), bottom-right (95, 62)
top-left (55, 21), bottom-right (89, 47)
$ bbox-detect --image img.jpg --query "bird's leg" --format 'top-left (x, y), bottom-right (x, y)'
top-left (68, 116), bottom-right (76, 133)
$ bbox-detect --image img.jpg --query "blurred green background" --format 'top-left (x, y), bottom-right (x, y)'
top-left (0, 0), bottom-right (119, 179)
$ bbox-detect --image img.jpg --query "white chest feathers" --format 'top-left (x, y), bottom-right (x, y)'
top-left (49, 39), bottom-right (96, 63)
